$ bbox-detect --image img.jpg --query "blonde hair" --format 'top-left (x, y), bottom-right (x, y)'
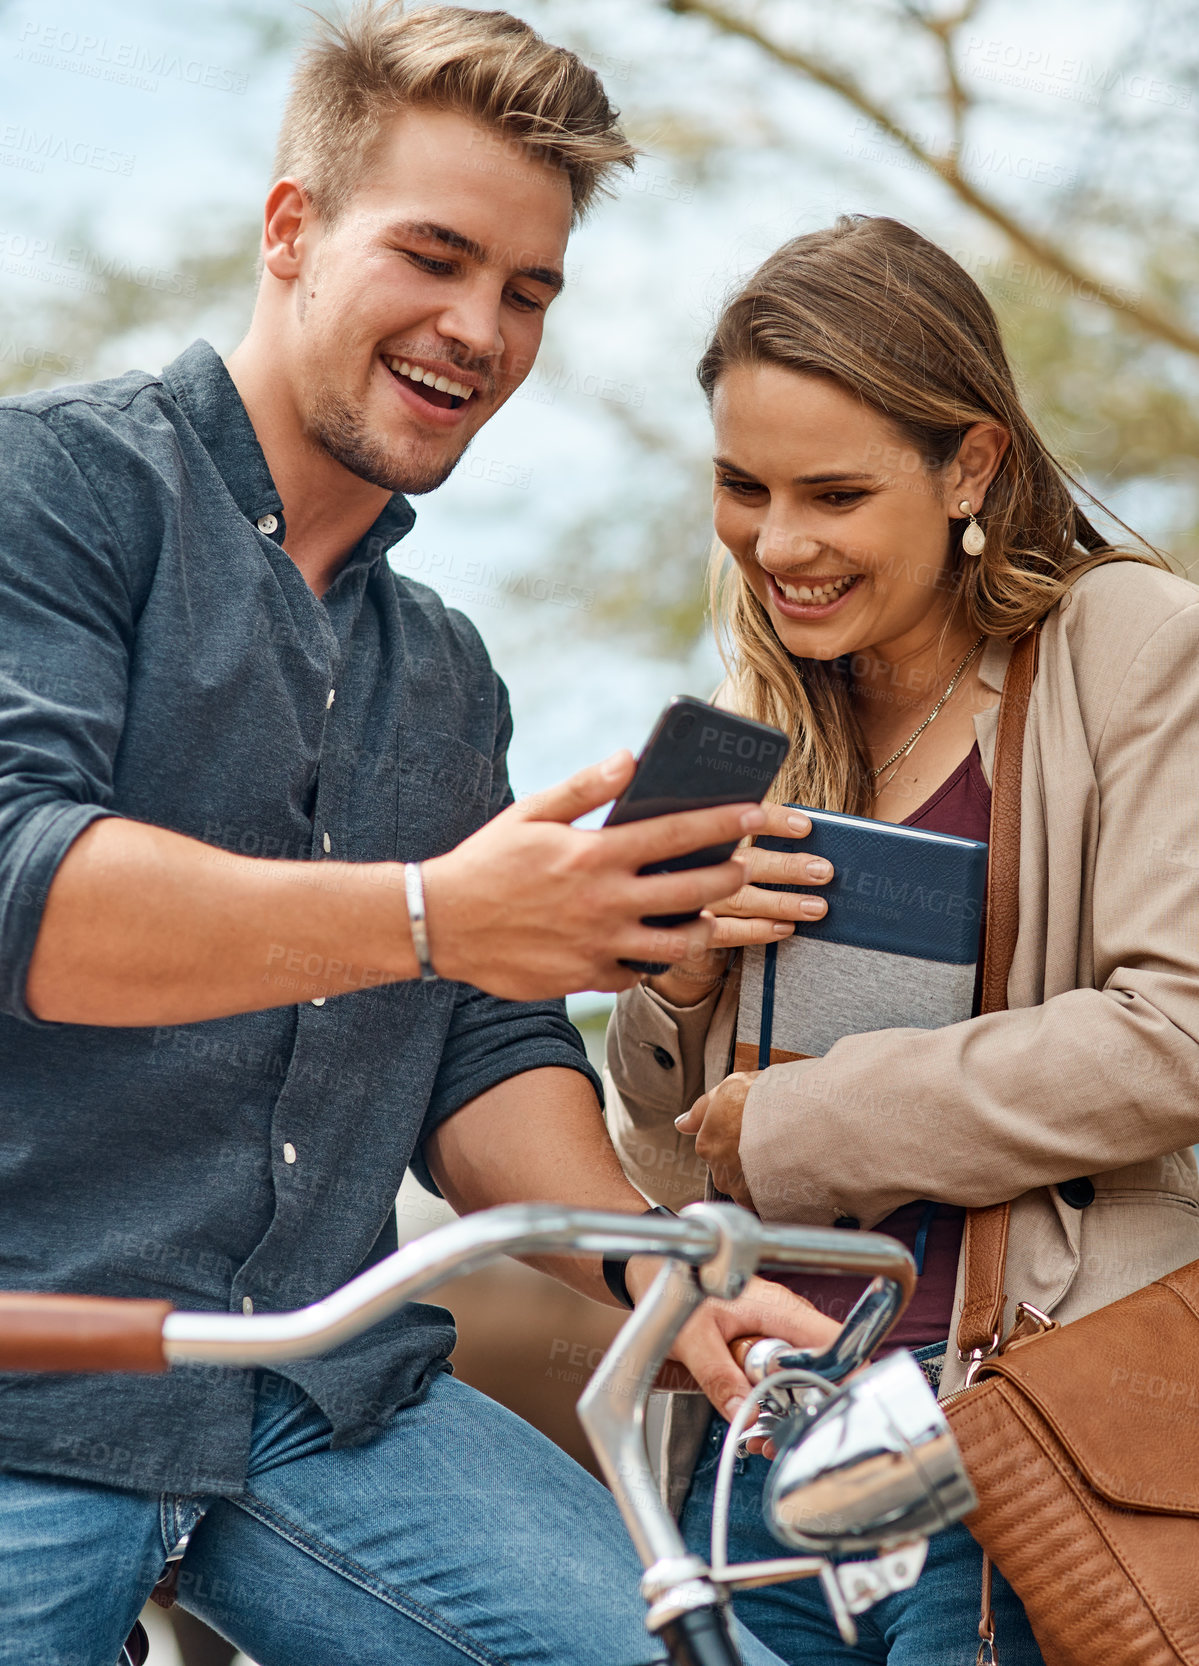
top-left (274, 2), bottom-right (635, 224)
top-left (701, 215), bottom-right (1166, 814)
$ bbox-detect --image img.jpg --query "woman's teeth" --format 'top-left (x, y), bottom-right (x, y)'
top-left (777, 574), bottom-right (857, 605)
top-left (382, 354), bottom-right (474, 401)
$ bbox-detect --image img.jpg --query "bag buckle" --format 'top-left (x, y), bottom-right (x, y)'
top-left (958, 1331), bottom-right (1000, 1388)
top-left (1010, 1301), bottom-right (1057, 1342)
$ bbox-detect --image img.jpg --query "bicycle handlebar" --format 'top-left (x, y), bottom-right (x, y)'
top-left (0, 1202), bottom-right (915, 1375)
top-left (0, 1292), bottom-right (173, 1373)
top-left (2, 1203), bottom-right (922, 1666)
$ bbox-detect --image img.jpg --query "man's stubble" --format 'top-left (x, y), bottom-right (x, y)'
top-left (304, 381), bottom-right (464, 497)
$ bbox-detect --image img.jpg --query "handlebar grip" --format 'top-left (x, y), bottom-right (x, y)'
top-left (728, 1334), bottom-right (769, 1372)
top-left (0, 1293), bottom-right (172, 1374)
top-left (652, 1335), bottom-right (779, 1395)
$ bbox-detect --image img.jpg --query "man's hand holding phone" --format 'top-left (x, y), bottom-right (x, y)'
top-left (647, 803), bottom-right (836, 1009)
top-left (421, 750), bottom-right (765, 999)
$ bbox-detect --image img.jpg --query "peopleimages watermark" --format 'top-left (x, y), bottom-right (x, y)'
top-left (962, 37), bottom-right (1192, 110)
top-left (0, 338), bottom-right (82, 379)
top-left (0, 230), bottom-right (196, 297)
top-left (460, 450), bottom-right (534, 491)
top-left (517, 362), bottom-right (647, 409)
top-left (584, 48), bottom-right (633, 85)
top-left (0, 123), bottom-right (135, 176)
top-left (951, 247), bottom-right (1141, 314)
top-left (624, 166), bottom-right (694, 204)
top-left (829, 864), bottom-right (980, 923)
top-left (847, 118), bottom-right (1076, 190)
top-left (14, 21), bottom-right (248, 95)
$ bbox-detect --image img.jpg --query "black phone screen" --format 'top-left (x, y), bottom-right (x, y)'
top-left (604, 697), bottom-right (790, 967)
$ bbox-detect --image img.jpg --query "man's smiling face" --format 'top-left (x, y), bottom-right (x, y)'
top-left (283, 105), bottom-right (572, 495)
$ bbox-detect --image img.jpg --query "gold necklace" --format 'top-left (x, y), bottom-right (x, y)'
top-left (867, 636), bottom-right (986, 795)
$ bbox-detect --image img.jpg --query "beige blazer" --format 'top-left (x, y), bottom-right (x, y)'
top-left (605, 561), bottom-right (1199, 1502)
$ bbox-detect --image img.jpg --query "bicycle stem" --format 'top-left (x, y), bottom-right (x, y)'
top-left (578, 1203), bottom-right (915, 1655)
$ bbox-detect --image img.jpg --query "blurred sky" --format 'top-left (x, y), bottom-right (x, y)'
top-left (0, 0), bottom-right (1189, 823)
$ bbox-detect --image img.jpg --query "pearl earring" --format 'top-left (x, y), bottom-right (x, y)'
top-left (959, 499), bottom-right (986, 556)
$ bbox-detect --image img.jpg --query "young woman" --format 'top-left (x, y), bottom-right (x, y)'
top-left (604, 215), bottom-right (1199, 1665)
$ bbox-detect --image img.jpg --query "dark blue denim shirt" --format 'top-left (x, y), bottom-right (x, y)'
top-left (0, 340), bottom-right (598, 1495)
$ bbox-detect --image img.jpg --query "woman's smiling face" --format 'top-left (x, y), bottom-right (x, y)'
top-left (711, 364), bottom-right (969, 661)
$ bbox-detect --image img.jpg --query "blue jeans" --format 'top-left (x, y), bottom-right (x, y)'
top-left (0, 1371), bottom-right (786, 1666)
top-left (680, 1411), bottom-right (1046, 1666)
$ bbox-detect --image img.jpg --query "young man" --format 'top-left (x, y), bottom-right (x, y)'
top-left (0, 6), bottom-right (823, 1662)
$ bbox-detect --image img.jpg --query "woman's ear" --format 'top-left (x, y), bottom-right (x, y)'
top-left (947, 422), bottom-right (1010, 514)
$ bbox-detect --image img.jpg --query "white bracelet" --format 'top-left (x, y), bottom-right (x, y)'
top-left (403, 862), bottom-right (437, 983)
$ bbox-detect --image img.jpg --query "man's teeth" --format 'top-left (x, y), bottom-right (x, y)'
top-left (778, 574), bottom-right (857, 604)
top-left (382, 354), bottom-right (473, 400)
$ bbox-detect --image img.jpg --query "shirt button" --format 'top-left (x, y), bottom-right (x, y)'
top-left (282, 1142), bottom-right (297, 1165)
top-left (322, 832), bottom-right (331, 853)
top-left (242, 1296), bottom-right (254, 1315)
top-left (310, 996), bottom-right (326, 1007)
top-left (326, 688), bottom-right (335, 708)
top-left (834, 1215), bottom-right (861, 1230)
top-left (256, 513), bottom-right (278, 535)
top-left (1058, 1177), bottom-right (1095, 1209)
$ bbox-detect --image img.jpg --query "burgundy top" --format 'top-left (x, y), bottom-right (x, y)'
top-left (767, 741), bottom-right (991, 1351)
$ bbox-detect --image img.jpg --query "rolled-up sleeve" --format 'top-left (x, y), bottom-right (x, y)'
top-left (0, 411), bottom-right (132, 1022)
top-left (409, 988), bottom-right (601, 1193)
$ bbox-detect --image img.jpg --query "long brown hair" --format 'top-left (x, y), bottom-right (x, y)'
top-left (700, 215), bottom-right (1166, 813)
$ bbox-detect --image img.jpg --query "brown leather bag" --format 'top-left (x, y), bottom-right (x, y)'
top-left (945, 626), bottom-right (1199, 1666)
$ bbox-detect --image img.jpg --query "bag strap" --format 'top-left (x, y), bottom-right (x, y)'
top-left (956, 624), bottom-right (1042, 1363)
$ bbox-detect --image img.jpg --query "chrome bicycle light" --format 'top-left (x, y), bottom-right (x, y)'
top-left (763, 1350), bottom-right (977, 1556)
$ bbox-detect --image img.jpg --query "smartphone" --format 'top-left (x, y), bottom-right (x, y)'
top-left (604, 696), bottom-right (791, 972)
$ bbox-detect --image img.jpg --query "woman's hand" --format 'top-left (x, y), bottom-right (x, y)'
top-left (674, 1071), bottom-right (759, 1207)
top-left (645, 804), bottom-right (833, 1008)
top-left (626, 1260), bottom-right (840, 1424)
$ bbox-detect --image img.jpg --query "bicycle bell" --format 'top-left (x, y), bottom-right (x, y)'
top-left (762, 1349), bottom-right (977, 1556)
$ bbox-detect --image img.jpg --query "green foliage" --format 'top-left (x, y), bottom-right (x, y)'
top-left (527, 0), bottom-right (1199, 649)
top-left (995, 282), bottom-right (1199, 574)
top-left (3, 0), bottom-right (1194, 646)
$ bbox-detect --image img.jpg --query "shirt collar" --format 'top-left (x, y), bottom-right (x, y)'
top-left (160, 338), bottom-right (416, 565)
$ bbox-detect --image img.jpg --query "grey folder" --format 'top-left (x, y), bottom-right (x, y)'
top-left (735, 806), bottom-right (988, 1069)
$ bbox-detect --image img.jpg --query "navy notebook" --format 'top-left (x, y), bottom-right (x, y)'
top-left (734, 805), bottom-right (988, 1072)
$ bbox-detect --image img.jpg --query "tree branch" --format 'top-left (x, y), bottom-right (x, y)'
top-left (664, 0), bottom-right (1199, 359)
top-left (906, 4), bottom-right (977, 149)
